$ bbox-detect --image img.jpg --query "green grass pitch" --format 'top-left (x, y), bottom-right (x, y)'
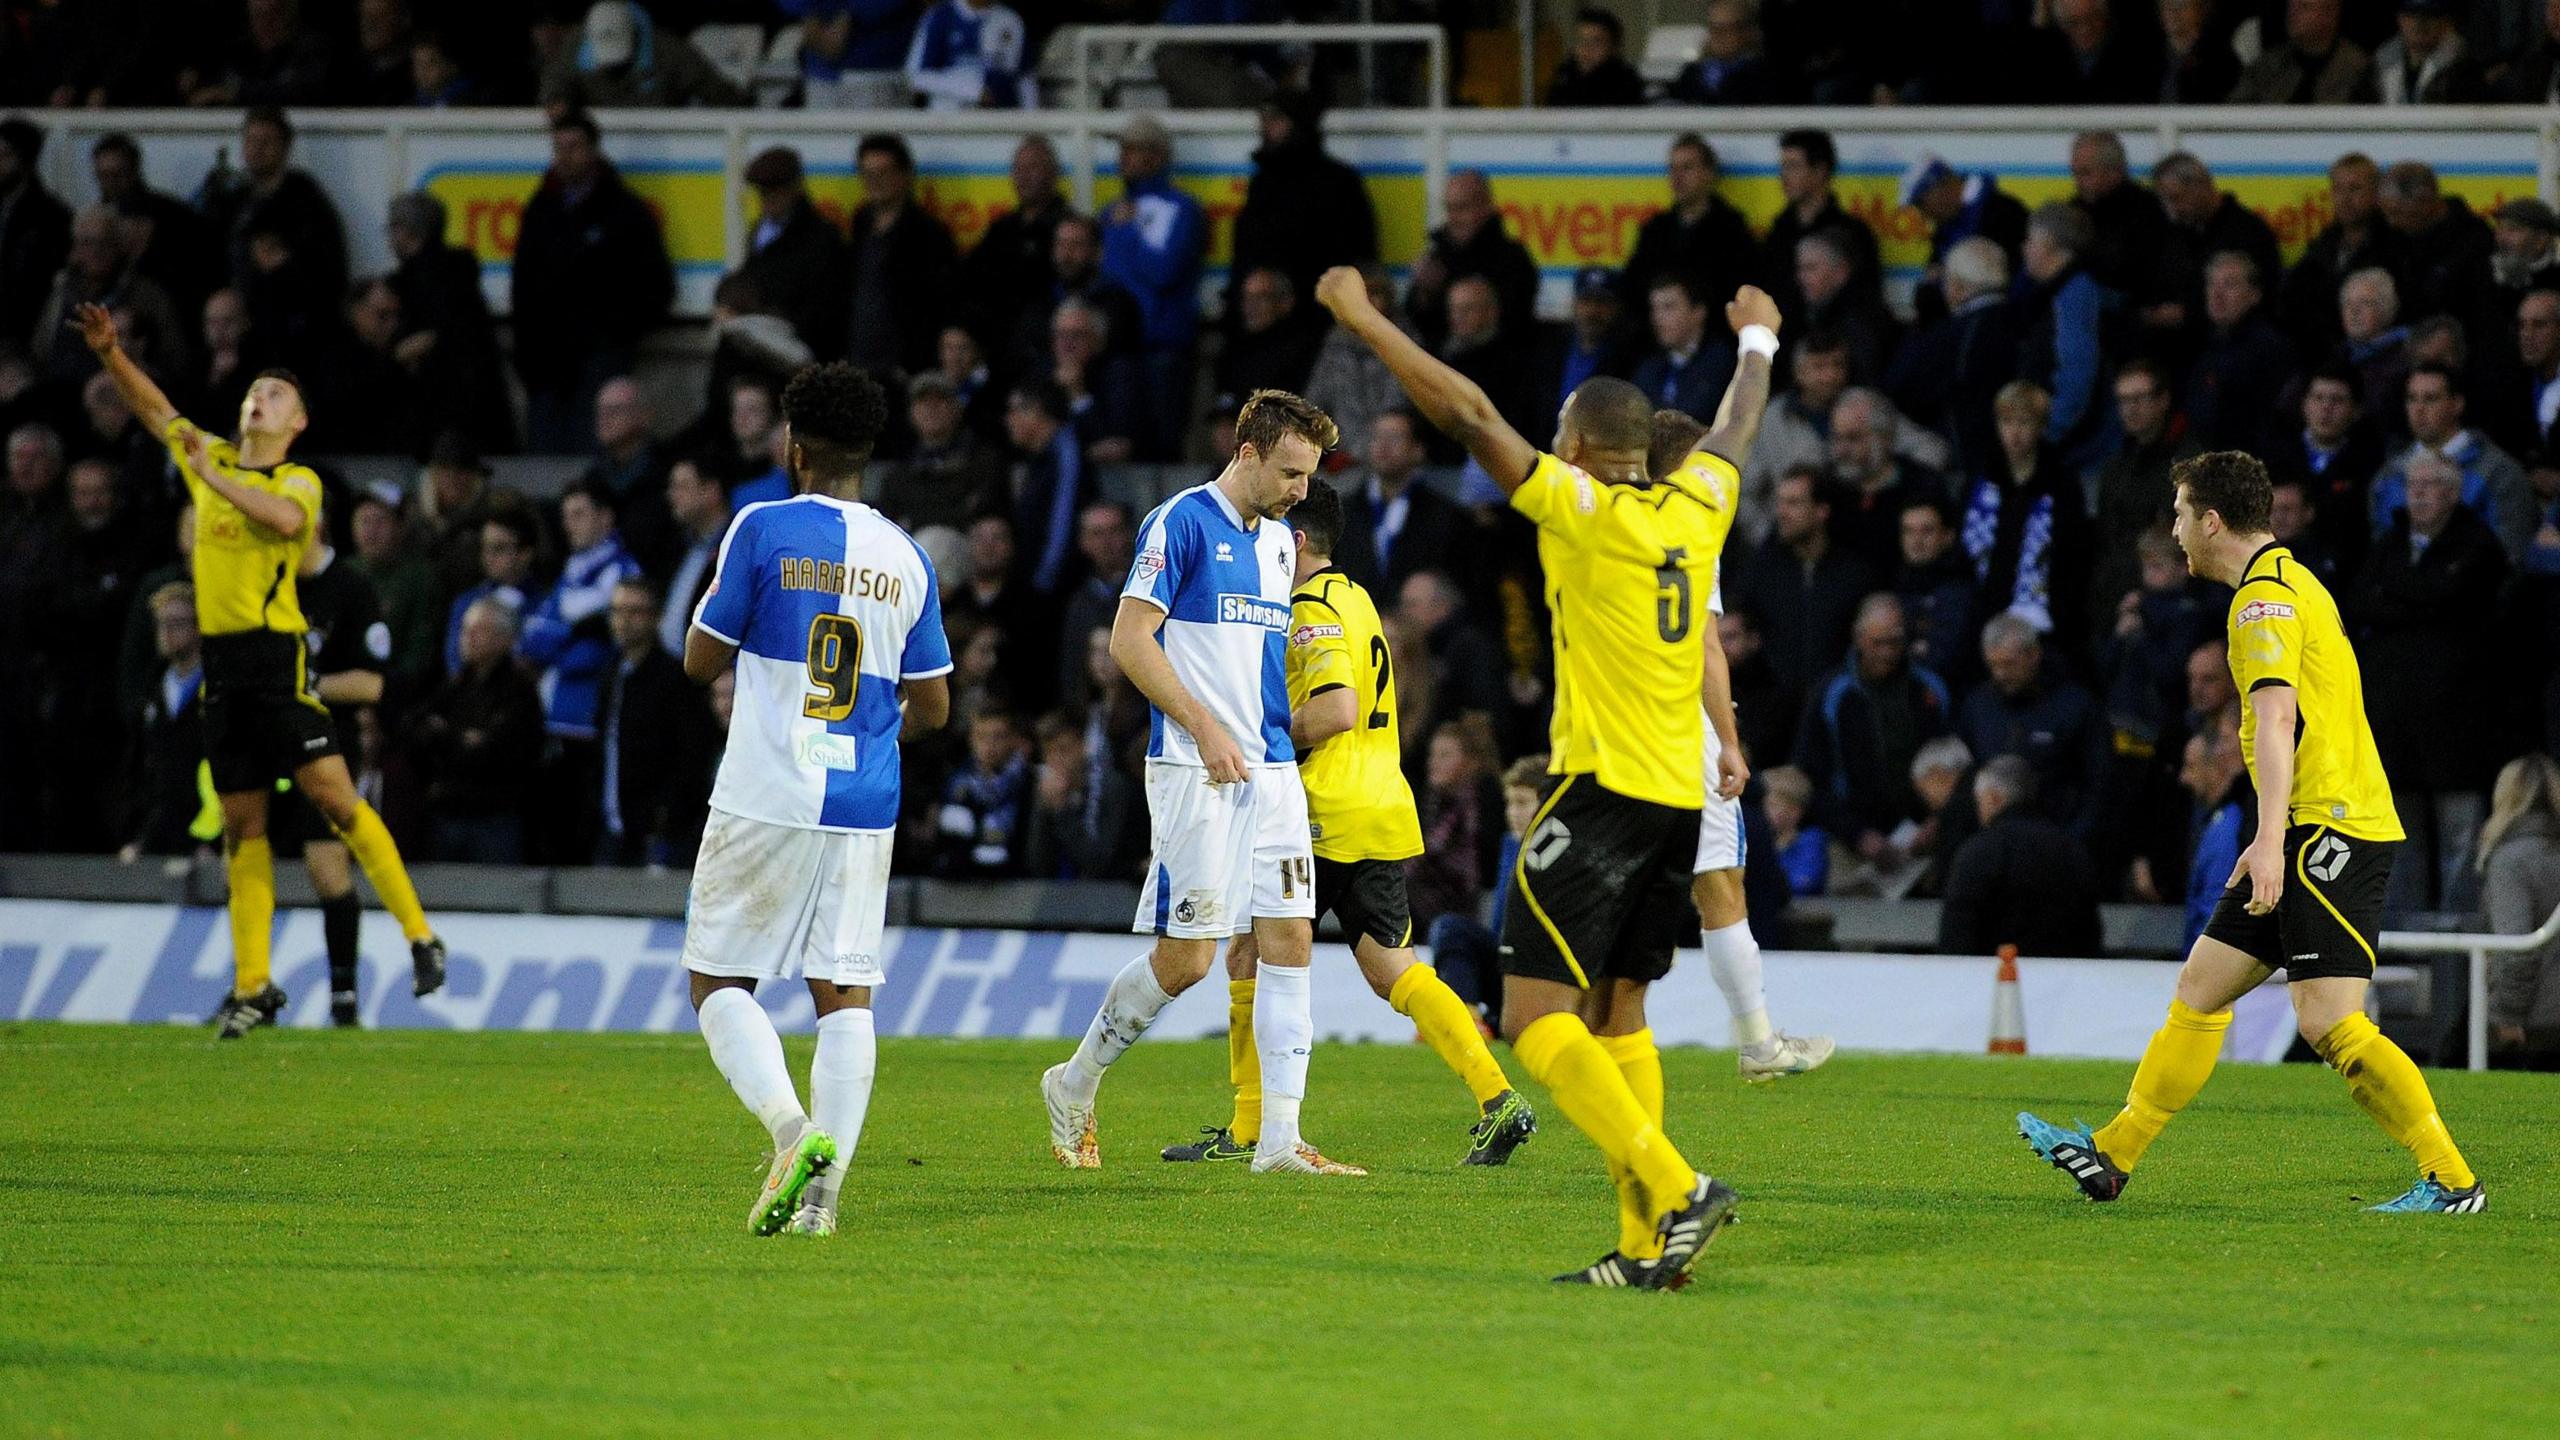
top-left (3, 1024), bottom-right (2555, 1438)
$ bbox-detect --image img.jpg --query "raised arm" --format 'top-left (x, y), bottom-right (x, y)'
top-left (1698, 287), bottom-right (1780, 470)
top-left (1313, 266), bottom-right (1537, 494)
top-left (182, 427), bottom-right (309, 538)
top-left (74, 303), bottom-right (180, 435)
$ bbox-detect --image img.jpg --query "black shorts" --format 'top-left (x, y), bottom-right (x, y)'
top-left (1497, 775), bottom-right (1697, 990)
top-left (201, 631), bottom-right (338, 796)
top-left (2200, 823), bottom-right (2398, 982)
top-left (1315, 856), bottom-right (1413, 950)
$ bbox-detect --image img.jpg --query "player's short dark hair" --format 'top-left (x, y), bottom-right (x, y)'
top-left (1292, 477), bottom-right (1346, 558)
top-left (857, 133), bottom-right (913, 171)
top-left (2406, 361), bottom-right (2465, 399)
top-left (2172, 450), bottom-right (2273, 533)
top-left (1563, 376), bottom-right (1653, 452)
top-left (253, 366), bottom-right (306, 409)
top-left (92, 132), bottom-right (139, 165)
top-left (1648, 269), bottom-right (1707, 308)
top-left (1573, 7), bottom-right (1622, 42)
top-left (243, 104), bottom-right (293, 142)
top-left (782, 361), bottom-right (888, 479)
top-left (1235, 389), bottom-right (1339, 460)
top-left (551, 109), bottom-right (599, 145)
top-left (1648, 408), bottom-right (1707, 481)
top-left (1778, 128), bottom-right (1836, 172)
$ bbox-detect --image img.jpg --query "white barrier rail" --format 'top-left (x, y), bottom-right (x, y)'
top-left (2379, 902), bottom-right (2560, 1072)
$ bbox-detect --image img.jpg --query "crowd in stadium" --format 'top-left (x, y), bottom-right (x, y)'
top-left (2, 4), bottom-right (2559, 980)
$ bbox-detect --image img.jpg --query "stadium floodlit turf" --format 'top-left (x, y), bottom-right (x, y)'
top-left (2, 1025), bottom-right (2554, 1438)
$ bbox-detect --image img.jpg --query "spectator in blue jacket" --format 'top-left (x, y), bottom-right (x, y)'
top-left (788, 1), bottom-right (920, 109)
top-left (2019, 202), bottom-right (2116, 471)
top-left (1631, 271), bottom-right (1737, 419)
top-left (905, 0), bottom-right (1029, 110)
top-left (2178, 714), bottom-right (2249, 952)
top-left (443, 510), bottom-right (538, 677)
top-left (520, 479), bottom-right (641, 745)
top-left (1100, 114), bottom-right (1208, 459)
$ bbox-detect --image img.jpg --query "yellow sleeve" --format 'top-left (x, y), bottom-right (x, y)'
top-left (1508, 452), bottom-right (1599, 542)
top-left (248, 464), bottom-right (324, 536)
top-left (160, 417), bottom-right (221, 498)
top-left (1287, 596), bottom-right (1354, 709)
top-left (2229, 589), bottom-right (2304, 693)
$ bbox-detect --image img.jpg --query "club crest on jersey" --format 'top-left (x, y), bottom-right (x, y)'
top-left (1220, 594), bottom-right (1289, 630)
top-left (1290, 622), bottom-right (1343, 646)
top-left (2236, 599), bottom-right (2294, 625)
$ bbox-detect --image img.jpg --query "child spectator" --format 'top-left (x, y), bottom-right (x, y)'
top-left (1759, 766), bottom-right (1829, 898)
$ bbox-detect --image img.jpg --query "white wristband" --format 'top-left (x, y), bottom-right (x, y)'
top-left (1737, 324), bottom-right (1780, 359)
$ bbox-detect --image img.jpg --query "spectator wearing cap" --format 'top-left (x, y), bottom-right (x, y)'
top-left (200, 107), bottom-right (348, 325)
top-left (1937, 756), bottom-right (2102, 959)
top-left (2018, 203), bottom-right (2114, 471)
top-left (2145, 152), bottom-right (2281, 371)
top-left (1100, 114), bottom-right (1208, 457)
top-left (795, 0), bottom-right (921, 109)
top-left (1003, 379), bottom-right (1090, 599)
top-left (1229, 92), bottom-right (1378, 326)
top-left (1619, 134), bottom-right (1760, 319)
top-left (1546, 7), bottom-right (1645, 106)
top-left (2488, 197), bottom-right (2560, 307)
top-left (1409, 170), bottom-right (1538, 352)
top-left (1900, 155), bottom-right (2027, 326)
top-left (0, 121), bottom-right (68, 351)
top-left (2065, 131), bottom-right (2168, 303)
top-left (1669, 0), bottom-right (1781, 103)
top-left (907, 0), bottom-right (1031, 110)
top-left (2372, 363), bottom-right (2537, 563)
top-left (2281, 153), bottom-right (2409, 352)
top-left (654, 456), bottom-right (730, 657)
top-left (876, 370), bottom-right (1005, 535)
top-left (2380, 160), bottom-right (2494, 325)
top-left (1632, 272), bottom-right (1737, 423)
top-left (91, 134), bottom-right (224, 325)
top-left (514, 111), bottom-right (673, 453)
top-left (2185, 251), bottom-right (2297, 452)
top-left (1304, 264), bottom-right (1417, 461)
top-left (847, 133), bottom-right (958, 377)
top-left (386, 191), bottom-right (516, 455)
top-left (2228, 0), bottom-right (2376, 102)
top-left (964, 137), bottom-right (1074, 341)
top-left (1886, 235), bottom-right (2021, 475)
top-left (2374, 0), bottom-right (2486, 104)
top-left (1535, 266), bottom-right (1631, 420)
top-left (1763, 129), bottom-right (1881, 322)
top-left (541, 1), bottom-right (746, 108)
top-left (738, 147), bottom-right (851, 361)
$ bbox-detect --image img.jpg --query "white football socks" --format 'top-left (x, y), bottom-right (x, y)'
top-left (697, 985), bottom-right (807, 1146)
top-left (805, 1007), bottom-right (876, 1210)
top-left (1060, 954), bottom-right (1173, 1105)
top-left (1253, 961), bottom-right (1313, 1155)
top-left (1703, 920), bottom-right (1776, 1052)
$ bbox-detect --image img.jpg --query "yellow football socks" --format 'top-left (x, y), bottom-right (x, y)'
top-left (1598, 1028), bottom-right (1667, 1260)
top-left (1226, 979), bottom-right (1261, 1146)
top-left (1388, 964), bottom-right (1510, 1107)
top-left (2093, 999), bottom-right (2230, 1172)
top-left (226, 835), bottom-right (275, 998)
top-left (1515, 1011), bottom-right (1695, 1224)
top-left (338, 800), bottom-right (431, 943)
top-left (2315, 1012), bottom-right (2477, 1190)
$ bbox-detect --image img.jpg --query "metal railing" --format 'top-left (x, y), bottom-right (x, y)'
top-left (2379, 902), bottom-right (2560, 1071)
top-left (1063, 23), bottom-right (1448, 113)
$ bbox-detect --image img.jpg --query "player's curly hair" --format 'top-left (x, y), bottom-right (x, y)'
top-left (1291, 477), bottom-right (1344, 557)
top-left (2171, 450), bottom-right (2272, 533)
top-left (782, 361), bottom-right (888, 482)
top-left (1648, 407), bottom-right (1706, 481)
top-left (1234, 389), bottom-right (1338, 460)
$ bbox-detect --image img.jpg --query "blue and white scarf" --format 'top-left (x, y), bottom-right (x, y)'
top-left (1962, 477), bottom-right (2056, 632)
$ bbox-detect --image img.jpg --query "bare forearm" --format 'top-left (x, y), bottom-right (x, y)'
top-left (1700, 626), bottom-right (1741, 751)
top-left (1291, 688), bottom-right (1357, 751)
top-left (315, 671), bottom-right (383, 705)
top-left (201, 470), bottom-right (307, 537)
top-left (2250, 692), bottom-right (2296, 839)
top-left (99, 346), bottom-right (179, 434)
top-left (1701, 351), bottom-right (1772, 468)
top-left (1332, 303), bottom-right (1528, 486)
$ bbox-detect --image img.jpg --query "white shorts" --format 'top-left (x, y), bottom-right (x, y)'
top-left (682, 807), bottom-right (893, 987)
top-left (1134, 760), bottom-right (1317, 938)
top-left (1695, 724), bottom-right (1747, 875)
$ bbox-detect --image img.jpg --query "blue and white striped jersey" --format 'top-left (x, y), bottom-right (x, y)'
top-left (1121, 481), bottom-right (1296, 767)
top-left (692, 495), bottom-right (952, 833)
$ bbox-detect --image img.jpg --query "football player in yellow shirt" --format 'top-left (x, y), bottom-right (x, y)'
top-left (78, 303), bottom-right (445, 1039)
top-left (1160, 478), bottom-right (1538, 1169)
top-left (1319, 265), bottom-right (1783, 1287)
top-left (2021, 451), bottom-right (2482, 1213)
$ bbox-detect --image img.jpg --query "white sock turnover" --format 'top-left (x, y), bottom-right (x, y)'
top-left (696, 984), bottom-right (807, 1146)
top-left (805, 1007), bottom-right (876, 1209)
top-left (1254, 961), bottom-right (1313, 1153)
top-left (1060, 954), bottom-right (1173, 1105)
top-left (1703, 919), bottom-right (1776, 1050)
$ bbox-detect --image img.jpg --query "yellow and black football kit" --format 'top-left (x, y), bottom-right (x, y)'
top-left (1289, 566), bottom-right (1423, 949)
top-left (2202, 542), bottom-right (2403, 981)
top-left (1500, 449), bottom-right (1727, 989)
top-left (168, 418), bottom-right (335, 794)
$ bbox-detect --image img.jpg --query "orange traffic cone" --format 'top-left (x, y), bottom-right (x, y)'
top-left (1987, 945), bottom-right (2027, 1055)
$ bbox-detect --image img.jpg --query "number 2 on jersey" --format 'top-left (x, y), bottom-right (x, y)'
top-left (803, 613), bottom-right (864, 721)
top-left (1367, 634), bottom-right (1393, 729)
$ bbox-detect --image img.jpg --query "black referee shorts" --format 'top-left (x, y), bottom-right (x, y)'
top-left (1497, 775), bottom-right (1698, 990)
top-left (200, 631), bottom-right (338, 796)
top-left (2200, 823), bottom-right (2398, 982)
top-left (1315, 856), bottom-right (1413, 950)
